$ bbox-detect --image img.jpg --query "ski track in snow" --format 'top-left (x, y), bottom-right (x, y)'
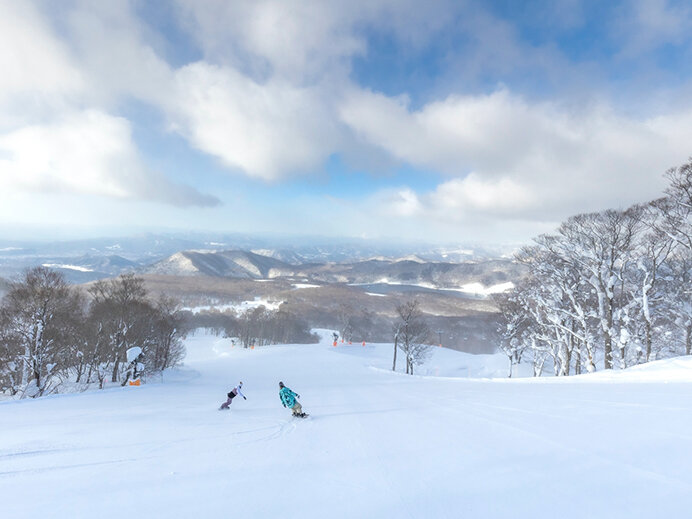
top-left (2, 331), bottom-right (692, 518)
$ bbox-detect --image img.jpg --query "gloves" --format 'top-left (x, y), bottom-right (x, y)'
top-left (283, 404), bottom-right (286, 408)
top-left (243, 396), bottom-right (247, 400)
top-left (297, 395), bottom-right (300, 399)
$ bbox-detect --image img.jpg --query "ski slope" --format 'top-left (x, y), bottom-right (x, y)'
top-left (3, 332), bottom-right (692, 518)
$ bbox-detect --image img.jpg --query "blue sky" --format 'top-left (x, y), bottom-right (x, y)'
top-left (1, 0), bottom-right (691, 244)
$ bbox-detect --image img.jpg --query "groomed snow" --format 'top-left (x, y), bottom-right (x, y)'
top-left (2, 332), bottom-right (692, 518)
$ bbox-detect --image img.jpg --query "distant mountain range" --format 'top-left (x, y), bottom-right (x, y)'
top-left (142, 249), bottom-right (525, 289)
top-left (0, 232), bottom-right (520, 283)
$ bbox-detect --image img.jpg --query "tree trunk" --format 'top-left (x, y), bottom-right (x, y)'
top-left (574, 344), bottom-right (582, 375)
top-left (604, 300), bottom-right (614, 370)
top-left (392, 334), bottom-right (398, 371)
top-left (111, 359), bottom-right (119, 385)
top-left (563, 341), bottom-right (572, 376)
top-left (33, 360), bottom-right (42, 397)
top-left (645, 319), bottom-right (653, 362)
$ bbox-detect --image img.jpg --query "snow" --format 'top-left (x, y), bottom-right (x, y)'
top-left (126, 347), bottom-right (142, 363)
top-left (182, 298), bottom-right (282, 314)
top-left (292, 283), bottom-right (321, 289)
top-left (153, 252), bottom-right (200, 275)
top-left (350, 280), bottom-right (514, 296)
top-left (2, 331), bottom-right (692, 518)
top-left (365, 292), bottom-right (387, 297)
top-left (41, 263), bottom-right (94, 272)
top-left (456, 281), bottom-right (514, 295)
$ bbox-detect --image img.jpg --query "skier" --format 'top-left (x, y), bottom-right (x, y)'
top-left (278, 381), bottom-right (307, 418)
top-left (219, 382), bottom-right (247, 410)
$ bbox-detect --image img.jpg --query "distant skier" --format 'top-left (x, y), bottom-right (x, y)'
top-left (279, 381), bottom-right (307, 418)
top-left (219, 382), bottom-right (247, 410)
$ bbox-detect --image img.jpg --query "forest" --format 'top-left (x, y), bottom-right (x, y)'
top-left (495, 160), bottom-right (692, 376)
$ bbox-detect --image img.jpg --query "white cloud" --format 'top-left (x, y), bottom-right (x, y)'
top-left (64, 0), bottom-right (173, 105)
top-left (0, 1), bottom-right (84, 127)
top-left (615, 0), bottom-right (692, 56)
top-left (378, 188), bottom-right (424, 217)
top-left (0, 110), bottom-right (218, 207)
top-left (0, 1), bottom-right (218, 208)
top-left (429, 175), bottom-right (534, 214)
top-left (0, 2), bottom-right (83, 98)
top-left (341, 87), bottom-right (691, 221)
top-left (167, 62), bottom-right (341, 180)
top-left (174, 0), bottom-right (456, 82)
top-left (2, 0), bottom-right (692, 242)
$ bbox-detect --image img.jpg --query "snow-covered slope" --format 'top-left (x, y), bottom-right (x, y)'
top-left (2, 333), bottom-right (692, 518)
top-left (145, 250), bottom-right (295, 278)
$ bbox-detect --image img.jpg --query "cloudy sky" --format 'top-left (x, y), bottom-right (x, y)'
top-left (1, 0), bottom-right (691, 244)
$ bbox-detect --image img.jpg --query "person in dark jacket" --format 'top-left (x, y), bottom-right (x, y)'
top-left (219, 382), bottom-right (247, 410)
top-left (279, 381), bottom-right (307, 417)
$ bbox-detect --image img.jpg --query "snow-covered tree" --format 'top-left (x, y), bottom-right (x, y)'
top-left (657, 159), bottom-right (692, 251)
top-left (497, 159), bottom-right (692, 376)
top-left (0, 267), bottom-right (84, 397)
top-left (556, 209), bottom-right (640, 369)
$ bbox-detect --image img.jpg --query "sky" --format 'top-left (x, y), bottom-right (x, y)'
top-left (1, 0), bottom-right (692, 245)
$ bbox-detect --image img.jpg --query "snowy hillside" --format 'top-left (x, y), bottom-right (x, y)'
top-left (145, 250), bottom-right (295, 278)
top-left (142, 249), bottom-right (524, 289)
top-left (2, 332), bottom-right (692, 518)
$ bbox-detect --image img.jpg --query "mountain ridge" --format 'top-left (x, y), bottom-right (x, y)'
top-left (142, 249), bottom-right (525, 288)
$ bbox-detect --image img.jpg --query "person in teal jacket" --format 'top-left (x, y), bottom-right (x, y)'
top-left (279, 381), bottom-right (307, 418)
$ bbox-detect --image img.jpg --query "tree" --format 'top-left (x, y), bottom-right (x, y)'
top-left (0, 267), bottom-right (84, 397)
top-left (627, 204), bottom-right (675, 362)
top-left (494, 290), bottom-right (531, 377)
top-left (495, 159), bottom-right (692, 375)
top-left (0, 308), bottom-right (23, 395)
top-left (664, 249), bottom-right (692, 356)
top-left (656, 159), bottom-right (692, 251)
top-left (337, 304), bottom-right (355, 343)
top-left (394, 300), bottom-right (431, 375)
top-left (148, 296), bottom-right (186, 372)
top-left (88, 274), bottom-right (151, 384)
top-left (557, 210), bottom-right (640, 369)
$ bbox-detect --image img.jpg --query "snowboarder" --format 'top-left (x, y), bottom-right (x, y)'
top-left (279, 381), bottom-right (307, 418)
top-left (219, 382), bottom-right (247, 410)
